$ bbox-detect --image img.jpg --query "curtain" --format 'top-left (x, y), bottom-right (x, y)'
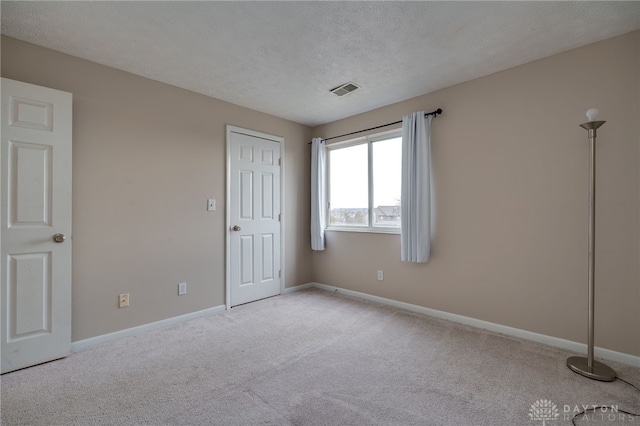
top-left (401, 112), bottom-right (432, 263)
top-left (311, 137), bottom-right (326, 250)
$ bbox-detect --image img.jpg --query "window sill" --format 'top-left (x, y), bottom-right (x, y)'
top-left (326, 227), bottom-right (400, 235)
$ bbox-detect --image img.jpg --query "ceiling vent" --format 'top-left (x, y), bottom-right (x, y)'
top-left (330, 81), bottom-right (360, 97)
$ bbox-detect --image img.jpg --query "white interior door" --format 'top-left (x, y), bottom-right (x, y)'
top-left (1, 78), bottom-right (72, 374)
top-left (227, 126), bottom-right (282, 307)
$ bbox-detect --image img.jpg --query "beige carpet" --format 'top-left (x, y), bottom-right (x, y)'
top-left (1, 288), bottom-right (638, 425)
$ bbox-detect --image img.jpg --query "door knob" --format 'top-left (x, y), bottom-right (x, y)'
top-left (52, 233), bottom-right (66, 243)
top-left (232, 225), bottom-right (241, 232)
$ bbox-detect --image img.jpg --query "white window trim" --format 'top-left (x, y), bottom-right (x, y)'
top-left (325, 128), bottom-right (402, 234)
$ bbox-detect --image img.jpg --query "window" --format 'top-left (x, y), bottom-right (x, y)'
top-left (327, 130), bottom-right (402, 232)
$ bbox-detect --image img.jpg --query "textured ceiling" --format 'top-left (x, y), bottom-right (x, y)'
top-left (2, 1), bottom-right (639, 127)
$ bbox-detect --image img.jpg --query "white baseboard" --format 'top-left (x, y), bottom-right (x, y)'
top-left (282, 282), bottom-right (314, 294)
top-left (308, 282), bottom-right (640, 368)
top-left (71, 305), bottom-right (226, 353)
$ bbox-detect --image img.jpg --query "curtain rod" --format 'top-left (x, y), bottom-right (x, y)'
top-left (309, 108), bottom-right (443, 144)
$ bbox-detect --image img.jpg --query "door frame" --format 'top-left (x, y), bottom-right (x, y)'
top-left (225, 125), bottom-right (285, 309)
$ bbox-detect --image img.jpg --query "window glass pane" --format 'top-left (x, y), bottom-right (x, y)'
top-left (329, 143), bottom-right (368, 227)
top-left (373, 137), bottom-right (401, 227)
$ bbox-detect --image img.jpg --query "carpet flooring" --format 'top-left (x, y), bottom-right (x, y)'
top-left (1, 287), bottom-right (639, 425)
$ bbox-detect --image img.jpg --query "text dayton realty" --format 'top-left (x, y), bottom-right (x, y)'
top-left (563, 405), bottom-right (635, 422)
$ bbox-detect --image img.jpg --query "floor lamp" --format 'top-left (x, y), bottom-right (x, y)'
top-left (566, 108), bottom-right (617, 382)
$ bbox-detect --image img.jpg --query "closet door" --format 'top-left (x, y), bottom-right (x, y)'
top-left (1, 78), bottom-right (72, 373)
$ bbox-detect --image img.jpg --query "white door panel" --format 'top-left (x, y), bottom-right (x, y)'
top-left (227, 127), bottom-right (282, 307)
top-left (1, 78), bottom-right (72, 373)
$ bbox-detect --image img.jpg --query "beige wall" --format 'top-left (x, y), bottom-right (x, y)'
top-left (1, 37), bottom-right (313, 341)
top-left (311, 31), bottom-right (640, 356)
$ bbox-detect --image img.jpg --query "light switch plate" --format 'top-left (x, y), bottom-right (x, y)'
top-left (207, 199), bottom-right (216, 211)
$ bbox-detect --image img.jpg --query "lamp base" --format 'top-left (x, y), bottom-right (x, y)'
top-left (567, 356), bottom-right (616, 382)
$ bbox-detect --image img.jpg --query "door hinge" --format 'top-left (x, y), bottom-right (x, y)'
top-left (278, 214), bottom-right (281, 222)
top-left (279, 270), bottom-right (281, 278)
top-left (278, 158), bottom-right (281, 166)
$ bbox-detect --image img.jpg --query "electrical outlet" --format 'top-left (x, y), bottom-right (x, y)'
top-left (377, 270), bottom-right (384, 281)
top-left (178, 282), bottom-right (187, 296)
top-left (118, 293), bottom-right (129, 308)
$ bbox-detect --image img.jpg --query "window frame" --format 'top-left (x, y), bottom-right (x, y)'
top-left (325, 128), bottom-right (402, 234)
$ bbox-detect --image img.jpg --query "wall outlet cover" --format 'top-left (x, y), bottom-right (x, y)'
top-left (118, 293), bottom-right (130, 308)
